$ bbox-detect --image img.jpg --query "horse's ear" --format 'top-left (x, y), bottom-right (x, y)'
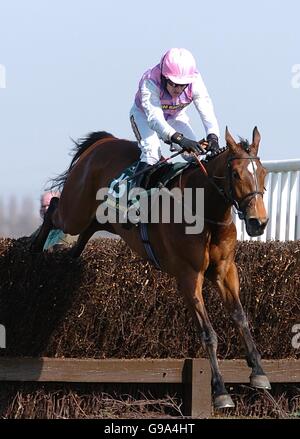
top-left (252, 126), bottom-right (261, 155)
top-left (225, 126), bottom-right (238, 153)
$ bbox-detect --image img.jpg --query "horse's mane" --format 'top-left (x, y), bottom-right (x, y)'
top-left (202, 137), bottom-right (251, 163)
top-left (49, 131), bottom-right (114, 191)
top-left (203, 146), bottom-right (228, 163)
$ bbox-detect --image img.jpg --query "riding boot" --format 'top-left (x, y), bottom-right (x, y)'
top-left (132, 161), bottom-right (149, 189)
top-left (122, 161), bottom-right (149, 230)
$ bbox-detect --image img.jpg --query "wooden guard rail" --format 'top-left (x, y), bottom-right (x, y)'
top-left (0, 357), bottom-right (299, 418)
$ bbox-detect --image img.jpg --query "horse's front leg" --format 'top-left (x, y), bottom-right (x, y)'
top-left (211, 261), bottom-right (271, 389)
top-left (177, 273), bottom-right (235, 409)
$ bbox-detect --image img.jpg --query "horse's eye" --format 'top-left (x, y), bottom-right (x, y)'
top-left (232, 170), bottom-right (240, 180)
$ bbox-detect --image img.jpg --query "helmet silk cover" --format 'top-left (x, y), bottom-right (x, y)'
top-left (161, 48), bottom-right (198, 84)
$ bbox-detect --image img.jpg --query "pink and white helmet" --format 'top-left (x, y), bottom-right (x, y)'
top-left (161, 48), bottom-right (198, 84)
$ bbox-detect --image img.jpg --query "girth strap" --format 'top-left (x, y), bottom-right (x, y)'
top-left (140, 223), bottom-right (161, 269)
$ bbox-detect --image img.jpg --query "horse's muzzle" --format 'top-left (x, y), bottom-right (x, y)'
top-left (245, 217), bottom-right (269, 237)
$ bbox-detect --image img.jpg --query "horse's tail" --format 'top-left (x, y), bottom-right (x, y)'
top-left (48, 131), bottom-right (114, 191)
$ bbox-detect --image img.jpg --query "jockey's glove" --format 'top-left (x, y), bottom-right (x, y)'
top-left (171, 132), bottom-right (205, 154)
top-left (207, 133), bottom-right (220, 153)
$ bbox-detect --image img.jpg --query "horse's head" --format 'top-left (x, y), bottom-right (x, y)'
top-left (225, 126), bottom-right (268, 237)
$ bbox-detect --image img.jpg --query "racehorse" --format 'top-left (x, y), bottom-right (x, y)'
top-left (31, 126), bottom-right (270, 409)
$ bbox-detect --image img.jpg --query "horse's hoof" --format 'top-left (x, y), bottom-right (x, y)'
top-left (250, 374), bottom-right (271, 389)
top-left (214, 394), bottom-right (235, 410)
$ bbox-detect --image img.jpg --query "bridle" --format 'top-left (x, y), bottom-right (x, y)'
top-left (198, 152), bottom-right (264, 221)
top-left (226, 156), bottom-right (264, 220)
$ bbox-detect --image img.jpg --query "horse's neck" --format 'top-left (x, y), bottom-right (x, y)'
top-left (185, 150), bottom-right (232, 221)
top-left (205, 149), bottom-right (230, 178)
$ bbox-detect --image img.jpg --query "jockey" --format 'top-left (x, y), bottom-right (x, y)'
top-left (130, 48), bottom-right (220, 188)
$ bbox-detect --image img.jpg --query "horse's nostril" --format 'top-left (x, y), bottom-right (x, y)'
top-left (246, 217), bottom-right (268, 237)
top-left (248, 218), bottom-right (261, 228)
top-left (248, 218), bottom-right (268, 229)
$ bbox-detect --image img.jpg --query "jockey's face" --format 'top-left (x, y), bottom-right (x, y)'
top-left (166, 78), bottom-right (188, 98)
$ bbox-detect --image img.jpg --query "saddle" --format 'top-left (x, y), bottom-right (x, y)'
top-left (105, 160), bottom-right (191, 227)
top-left (143, 160), bottom-right (190, 190)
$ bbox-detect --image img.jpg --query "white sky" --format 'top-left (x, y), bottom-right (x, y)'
top-left (0, 0), bottom-right (300, 206)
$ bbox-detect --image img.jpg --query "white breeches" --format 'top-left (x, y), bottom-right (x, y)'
top-left (130, 104), bottom-right (197, 165)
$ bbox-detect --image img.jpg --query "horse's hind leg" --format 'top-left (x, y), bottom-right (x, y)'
top-left (31, 197), bottom-right (59, 253)
top-left (69, 218), bottom-right (115, 258)
top-left (177, 273), bottom-right (235, 409)
top-left (211, 261), bottom-right (271, 390)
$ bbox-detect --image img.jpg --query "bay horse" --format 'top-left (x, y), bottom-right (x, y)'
top-left (31, 126), bottom-right (270, 409)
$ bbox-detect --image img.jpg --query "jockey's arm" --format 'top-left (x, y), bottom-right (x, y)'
top-left (140, 79), bottom-right (176, 142)
top-left (192, 74), bottom-right (220, 139)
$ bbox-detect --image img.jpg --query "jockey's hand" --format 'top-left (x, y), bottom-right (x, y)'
top-left (207, 133), bottom-right (220, 153)
top-left (171, 132), bottom-right (205, 154)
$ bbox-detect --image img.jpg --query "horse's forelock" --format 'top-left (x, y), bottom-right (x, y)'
top-left (238, 137), bottom-right (251, 153)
